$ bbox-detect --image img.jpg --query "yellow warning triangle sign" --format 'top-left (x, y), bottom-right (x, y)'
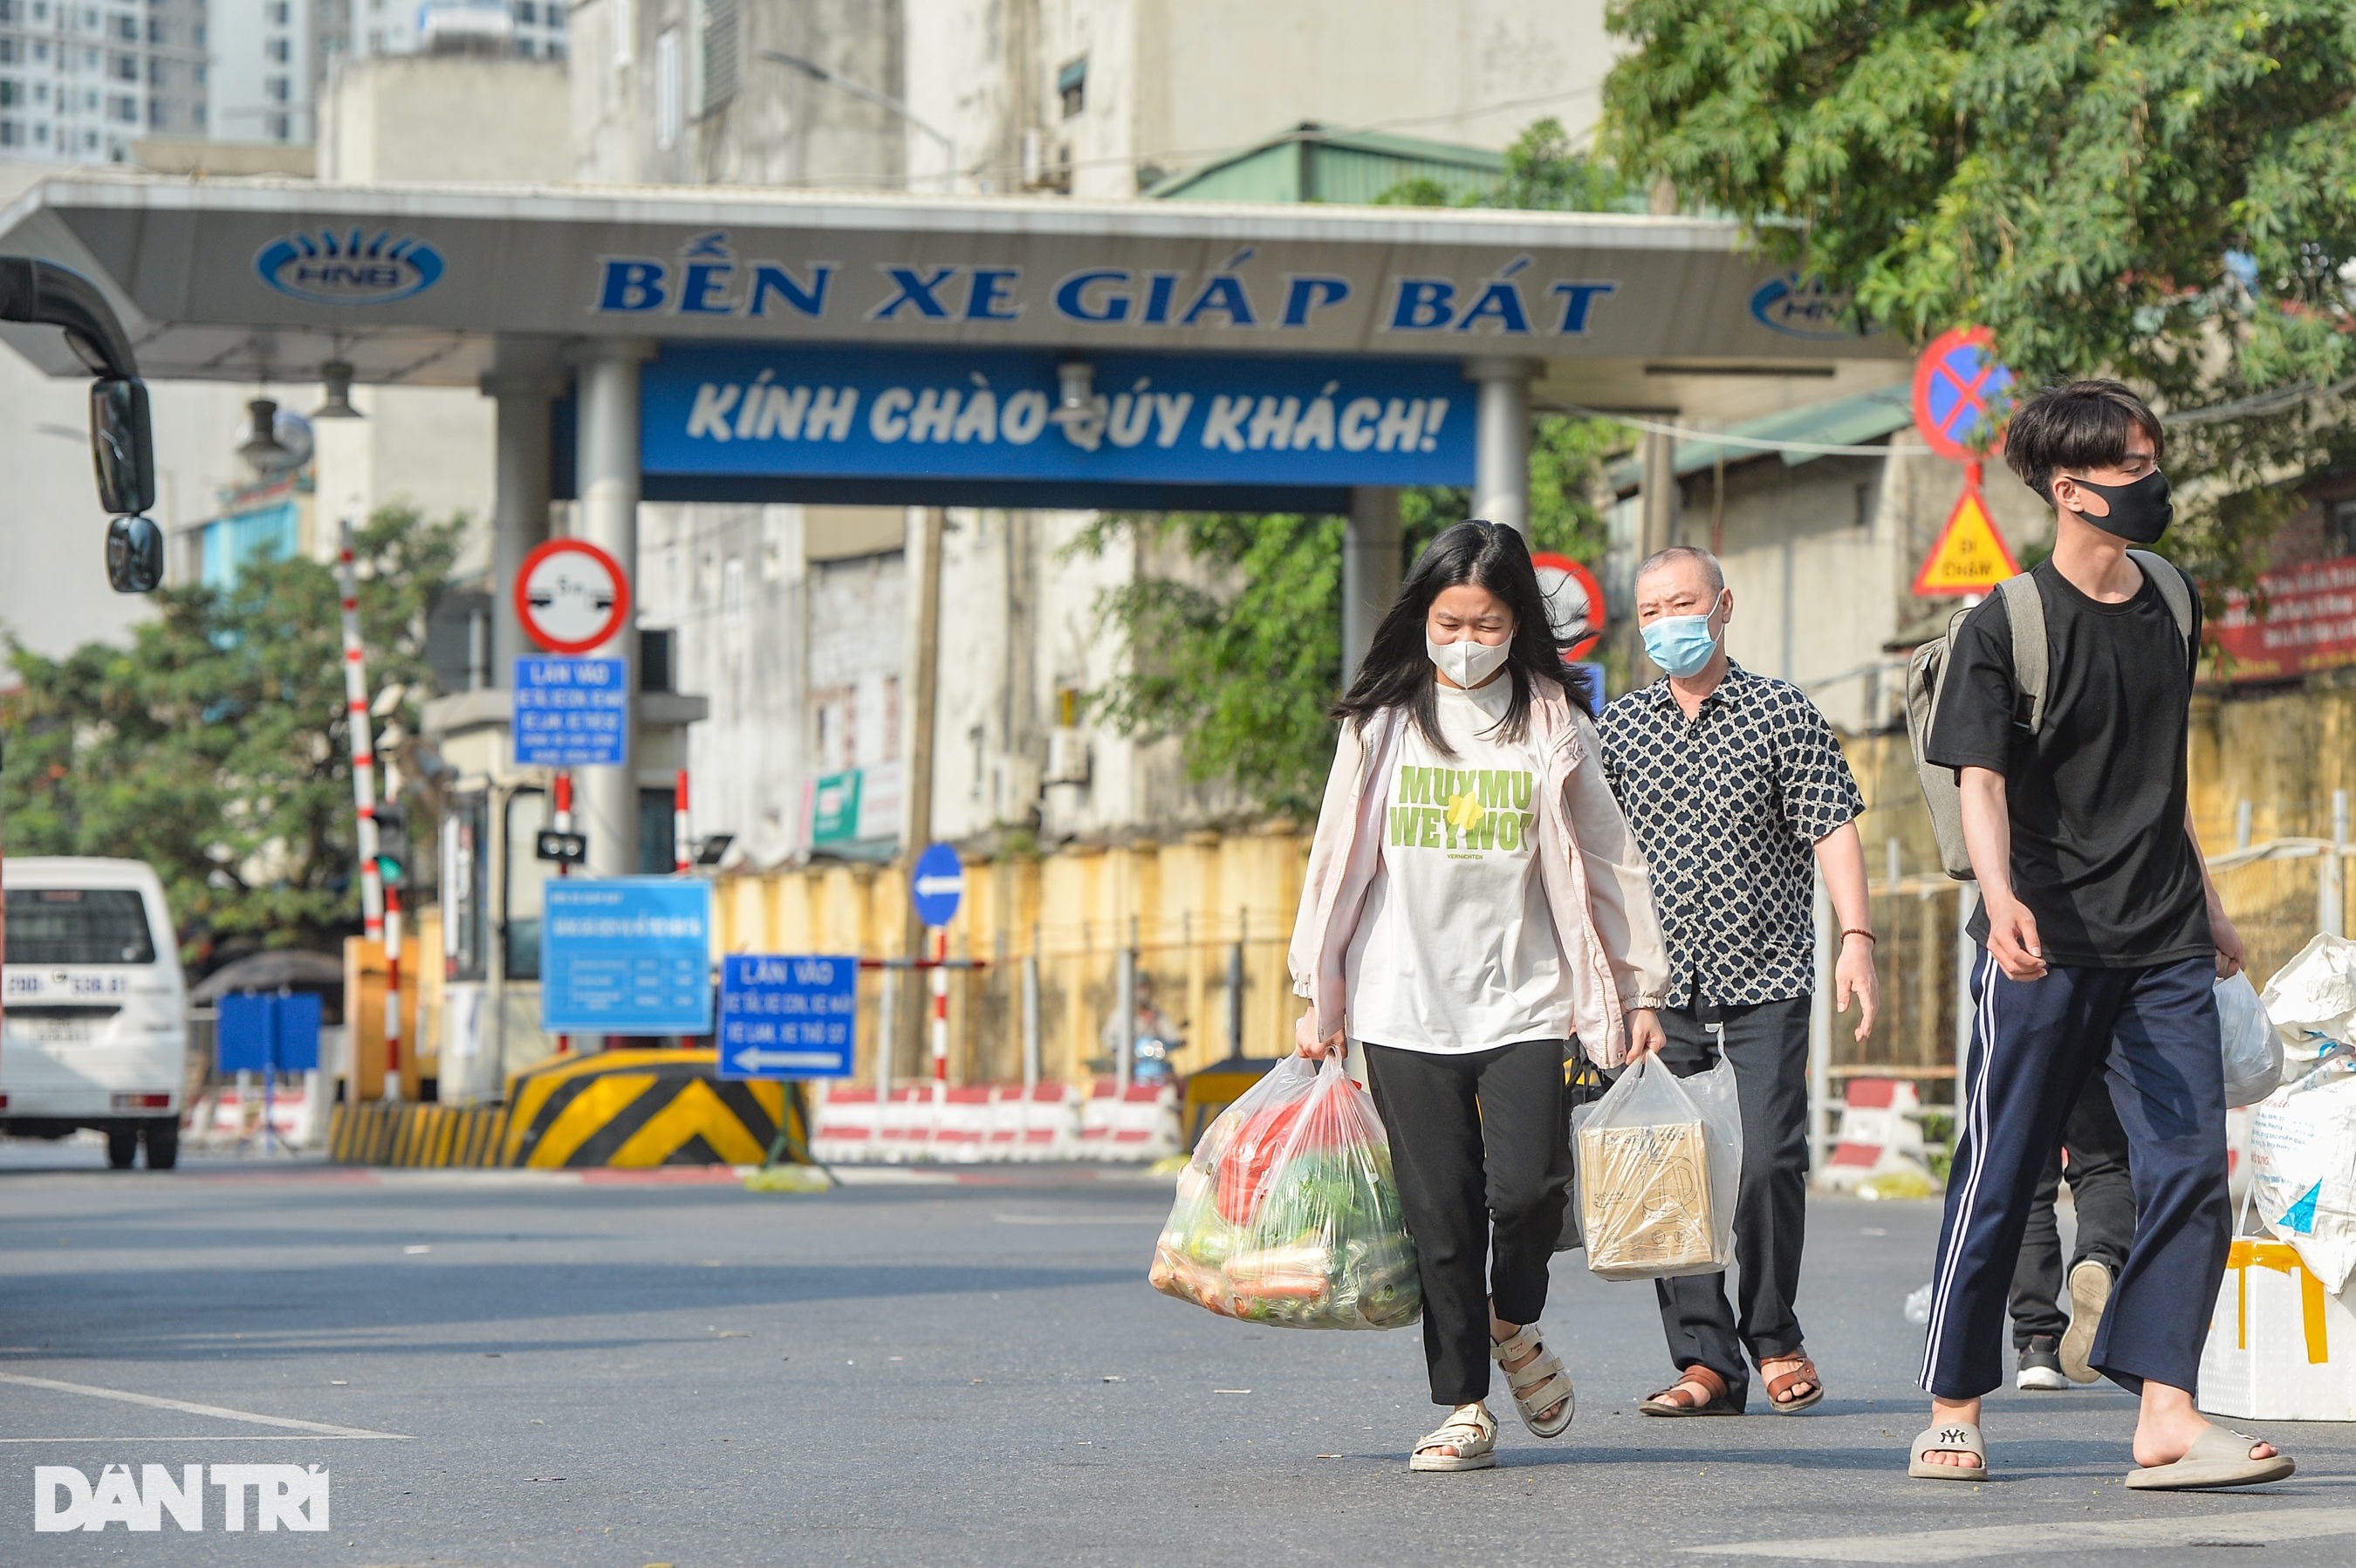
top-left (1913, 483), bottom-right (2022, 596)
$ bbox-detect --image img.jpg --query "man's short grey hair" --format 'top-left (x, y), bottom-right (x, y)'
top-left (1635, 544), bottom-right (1725, 594)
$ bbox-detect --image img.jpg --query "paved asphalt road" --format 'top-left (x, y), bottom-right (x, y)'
top-left (1, 1147), bottom-right (2350, 1566)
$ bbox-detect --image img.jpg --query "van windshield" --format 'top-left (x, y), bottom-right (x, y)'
top-left (3, 889), bottom-right (159, 965)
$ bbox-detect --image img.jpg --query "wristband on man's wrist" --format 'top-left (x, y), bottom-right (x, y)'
top-left (1840, 928), bottom-right (1877, 944)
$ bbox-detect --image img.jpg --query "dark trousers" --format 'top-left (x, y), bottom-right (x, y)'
top-left (1923, 951), bottom-right (2227, 1400)
top-left (1365, 1038), bottom-right (1571, 1407)
top-left (2008, 1076), bottom-right (2137, 1346)
top-left (1650, 995), bottom-right (1812, 1410)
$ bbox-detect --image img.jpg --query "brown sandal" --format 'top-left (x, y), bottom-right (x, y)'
top-left (1638, 1363), bottom-right (1740, 1417)
top-left (1760, 1352), bottom-right (1824, 1414)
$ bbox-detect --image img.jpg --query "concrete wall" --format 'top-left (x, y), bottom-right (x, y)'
top-left (568, 0), bottom-right (906, 188)
top-left (318, 54), bottom-right (572, 182)
top-left (714, 825), bottom-right (1311, 1085)
top-left (904, 0), bottom-right (1616, 196)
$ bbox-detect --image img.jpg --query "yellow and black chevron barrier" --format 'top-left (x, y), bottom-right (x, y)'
top-left (328, 1102), bottom-right (510, 1167)
top-left (502, 1048), bottom-right (801, 1169)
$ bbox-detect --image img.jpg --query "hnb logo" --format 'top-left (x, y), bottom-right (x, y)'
top-left (255, 228), bottom-right (445, 305)
top-left (34, 1463), bottom-right (328, 1531)
top-left (1748, 271), bottom-right (1855, 339)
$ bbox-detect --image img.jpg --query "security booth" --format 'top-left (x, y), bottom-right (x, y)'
top-left (0, 174), bottom-right (1904, 1103)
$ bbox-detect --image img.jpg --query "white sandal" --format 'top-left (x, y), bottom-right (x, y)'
top-left (1491, 1324), bottom-right (1575, 1438)
top-left (1409, 1403), bottom-right (1497, 1472)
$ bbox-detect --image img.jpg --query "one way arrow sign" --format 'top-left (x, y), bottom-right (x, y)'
top-left (911, 842), bottom-right (964, 928)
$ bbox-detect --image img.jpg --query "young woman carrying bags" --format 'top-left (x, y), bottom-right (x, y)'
top-left (1289, 520), bottom-right (1670, 1472)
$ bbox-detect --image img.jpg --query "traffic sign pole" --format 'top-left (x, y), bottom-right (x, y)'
top-left (335, 517), bottom-right (385, 945)
top-left (930, 928), bottom-right (949, 1088)
top-left (552, 770), bottom-right (572, 1055)
top-left (675, 769), bottom-right (691, 874)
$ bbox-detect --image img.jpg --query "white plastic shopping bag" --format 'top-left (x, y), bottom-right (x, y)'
top-left (2260, 934), bottom-right (2356, 1073)
top-left (2218, 971), bottom-right (2286, 1109)
top-left (1575, 1053), bottom-right (1743, 1282)
top-left (2250, 1051), bottom-right (2356, 1293)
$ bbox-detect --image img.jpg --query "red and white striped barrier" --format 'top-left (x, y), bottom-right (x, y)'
top-left (1818, 1078), bottom-right (1933, 1190)
top-left (810, 1085), bottom-right (880, 1165)
top-left (806, 1079), bottom-right (1153, 1162)
top-left (877, 1085), bottom-right (937, 1161)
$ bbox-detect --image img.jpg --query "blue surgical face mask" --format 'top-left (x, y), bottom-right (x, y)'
top-left (1642, 610), bottom-right (1721, 679)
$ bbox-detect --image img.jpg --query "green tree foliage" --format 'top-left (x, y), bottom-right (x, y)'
top-left (3, 506), bottom-right (462, 958)
top-left (1601, 0), bottom-right (2356, 588)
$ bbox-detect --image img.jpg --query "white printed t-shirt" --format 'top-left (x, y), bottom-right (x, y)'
top-left (1346, 675), bottom-right (1572, 1053)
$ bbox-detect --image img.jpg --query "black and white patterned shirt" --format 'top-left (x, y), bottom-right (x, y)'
top-left (1598, 662), bottom-right (1864, 1009)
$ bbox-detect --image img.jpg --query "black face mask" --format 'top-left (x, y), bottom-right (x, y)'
top-left (2063, 469), bottom-right (2173, 544)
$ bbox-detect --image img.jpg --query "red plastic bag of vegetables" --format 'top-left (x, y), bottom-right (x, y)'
top-left (1149, 1055), bottom-right (1421, 1331)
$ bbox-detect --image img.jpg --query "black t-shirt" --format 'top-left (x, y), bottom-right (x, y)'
top-left (1926, 557), bottom-right (2211, 968)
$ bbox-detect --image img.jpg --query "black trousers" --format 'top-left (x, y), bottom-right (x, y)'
top-left (1650, 995), bottom-right (1812, 1411)
top-left (2008, 1075), bottom-right (2137, 1346)
top-left (1365, 1039), bottom-right (1571, 1407)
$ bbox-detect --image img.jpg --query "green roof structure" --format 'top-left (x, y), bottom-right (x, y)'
top-left (1144, 122), bottom-right (1506, 206)
top-left (1607, 383), bottom-right (1916, 494)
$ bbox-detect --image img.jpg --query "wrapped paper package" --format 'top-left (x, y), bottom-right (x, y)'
top-left (1574, 1055), bottom-right (1743, 1282)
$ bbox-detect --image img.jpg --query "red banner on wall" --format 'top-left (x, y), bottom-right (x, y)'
top-left (2211, 555), bottom-right (2356, 681)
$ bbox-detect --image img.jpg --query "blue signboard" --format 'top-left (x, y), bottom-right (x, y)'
top-left (216, 992), bottom-right (323, 1074)
top-left (641, 346), bottom-right (1473, 490)
top-left (911, 842), bottom-right (964, 928)
top-left (541, 879), bottom-right (714, 1035)
top-left (716, 955), bottom-right (858, 1079)
top-left (514, 657), bottom-right (629, 768)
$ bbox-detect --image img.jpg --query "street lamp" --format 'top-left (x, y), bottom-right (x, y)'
top-left (757, 49), bottom-right (956, 193)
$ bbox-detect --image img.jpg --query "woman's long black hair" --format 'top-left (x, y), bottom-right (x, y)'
top-left (1332, 519), bottom-right (1566, 755)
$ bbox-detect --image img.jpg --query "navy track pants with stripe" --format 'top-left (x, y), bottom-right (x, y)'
top-left (1921, 949), bottom-right (2229, 1401)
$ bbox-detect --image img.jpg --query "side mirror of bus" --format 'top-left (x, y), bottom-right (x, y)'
top-left (105, 515), bottom-right (164, 594)
top-left (91, 377), bottom-right (156, 517)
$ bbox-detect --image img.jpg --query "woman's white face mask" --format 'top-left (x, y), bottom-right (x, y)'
top-left (1426, 634), bottom-right (1511, 688)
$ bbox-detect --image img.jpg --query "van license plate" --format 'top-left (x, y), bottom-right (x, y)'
top-left (9, 1020), bottom-right (94, 1043)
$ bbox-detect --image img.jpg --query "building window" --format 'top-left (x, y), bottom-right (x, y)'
top-left (546, 2), bottom-right (561, 27)
top-left (265, 37), bottom-right (288, 61)
top-left (265, 0), bottom-right (285, 20)
top-left (545, 38), bottom-right (563, 60)
top-left (112, 51), bottom-right (134, 79)
top-left (694, 0), bottom-right (736, 115)
top-left (265, 110), bottom-right (287, 138)
top-left (265, 74), bottom-right (287, 100)
top-left (516, 0), bottom-right (533, 20)
top-left (654, 26), bottom-right (680, 147)
top-left (516, 36), bottom-right (533, 56)
top-left (0, 80), bottom-right (14, 106)
top-left (111, 91), bottom-right (133, 120)
top-left (110, 11), bottom-right (131, 38)
top-left (0, 120), bottom-right (17, 145)
top-left (1058, 57), bottom-right (1086, 118)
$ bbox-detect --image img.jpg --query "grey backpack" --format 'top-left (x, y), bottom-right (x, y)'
top-left (1905, 551), bottom-right (2194, 880)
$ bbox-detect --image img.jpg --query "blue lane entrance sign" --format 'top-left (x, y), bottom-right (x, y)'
top-left (514, 656), bottom-right (630, 768)
top-left (542, 878), bottom-right (714, 1035)
top-left (911, 842), bottom-right (964, 928)
top-left (717, 955), bottom-right (858, 1079)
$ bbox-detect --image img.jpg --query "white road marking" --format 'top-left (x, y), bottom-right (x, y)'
top-left (0, 1434), bottom-right (399, 1443)
top-left (1685, 1504), bottom-right (2356, 1562)
top-left (0, 1371), bottom-right (411, 1440)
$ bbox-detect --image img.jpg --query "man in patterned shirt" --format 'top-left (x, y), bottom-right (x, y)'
top-left (1599, 544), bottom-right (1879, 1418)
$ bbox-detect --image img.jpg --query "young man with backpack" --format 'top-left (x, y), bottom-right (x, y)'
top-left (1907, 380), bottom-right (2291, 1488)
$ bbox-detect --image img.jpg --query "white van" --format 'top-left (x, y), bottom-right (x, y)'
top-left (2, 857), bottom-right (188, 1168)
